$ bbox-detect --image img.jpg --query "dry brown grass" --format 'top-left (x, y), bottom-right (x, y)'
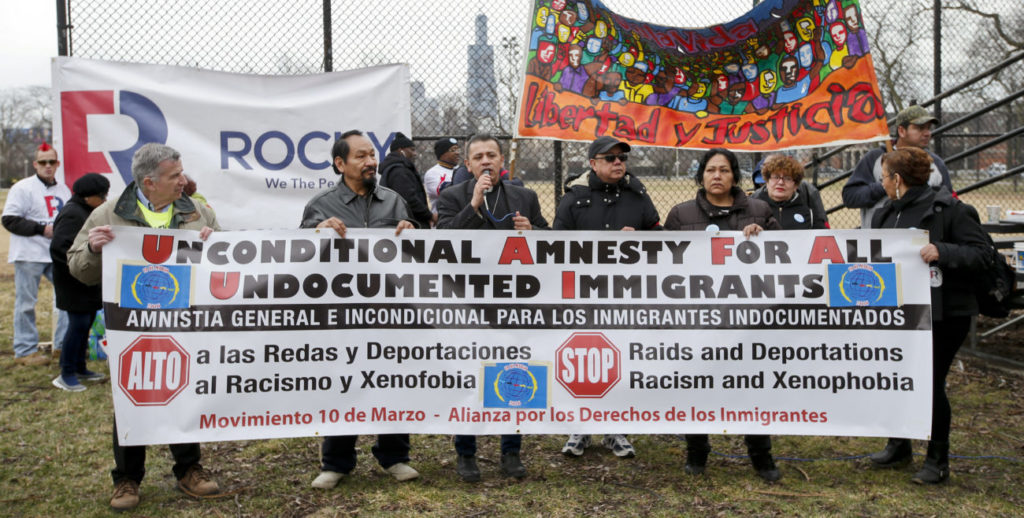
top-left (1, 188), bottom-right (1022, 517)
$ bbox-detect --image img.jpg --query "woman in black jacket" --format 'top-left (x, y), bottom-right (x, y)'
top-left (664, 148), bottom-right (781, 236)
top-left (664, 148), bottom-right (782, 481)
top-left (868, 147), bottom-right (988, 484)
top-left (751, 155), bottom-right (829, 229)
top-left (50, 173), bottom-right (110, 391)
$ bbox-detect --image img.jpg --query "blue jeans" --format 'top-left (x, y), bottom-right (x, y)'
top-left (59, 311), bottom-right (97, 378)
top-left (13, 261), bottom-right (68, 357)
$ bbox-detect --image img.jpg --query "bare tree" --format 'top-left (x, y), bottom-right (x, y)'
top-left (863, 0), bottom-right (934, 112)
top-left (0, 87), bottom-right (53, 186)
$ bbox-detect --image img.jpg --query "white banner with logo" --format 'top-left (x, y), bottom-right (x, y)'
top-left (102, 227), bottom-right (933, 446)
top-left (51, 57), bottom-right (410, 230)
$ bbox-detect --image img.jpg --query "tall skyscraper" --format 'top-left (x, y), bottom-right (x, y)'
top-left (467, 14), bottom-right (499, 131)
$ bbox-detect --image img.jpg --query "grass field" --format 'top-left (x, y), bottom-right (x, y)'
top-left (1, 189), bottom-right (1022, 516)
top-left (522, 177), bottom-right (1024, 231)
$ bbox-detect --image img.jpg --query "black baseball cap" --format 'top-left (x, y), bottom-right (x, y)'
top-left (588, 136), bottom-right (631, 159)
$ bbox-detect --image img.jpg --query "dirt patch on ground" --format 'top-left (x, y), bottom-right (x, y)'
top-left (968, 312), bottom-right (1024, 367)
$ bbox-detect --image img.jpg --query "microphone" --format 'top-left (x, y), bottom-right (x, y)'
top-left (483, 169), bottom-right (493, 194)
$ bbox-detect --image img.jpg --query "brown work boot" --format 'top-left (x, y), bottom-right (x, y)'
top-left (178, 464), bottom-right (220, 497)
top-left (14, 352), bottom-right (50, 366)
top-left (110, 479), bottom-right (140, 511)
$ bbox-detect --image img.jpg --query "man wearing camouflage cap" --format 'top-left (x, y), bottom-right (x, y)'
top-left (842, 105), bottom-right (953, 228)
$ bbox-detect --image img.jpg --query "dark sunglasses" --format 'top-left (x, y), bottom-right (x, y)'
top-left (36, 159), bottom-right (59, 166)
top-left (596, 153), bottom-right (629, 163)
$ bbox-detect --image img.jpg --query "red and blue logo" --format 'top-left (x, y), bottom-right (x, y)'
top-left (61, 90), bottom-right (167, 187)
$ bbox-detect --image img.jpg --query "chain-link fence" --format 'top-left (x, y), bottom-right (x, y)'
top-left (61, 0), bottom-right (1024, 229)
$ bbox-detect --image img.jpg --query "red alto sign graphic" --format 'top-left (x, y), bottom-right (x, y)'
top-left (118, 335), bottom-right (190, 406)
top-left (556, 332), bottom-right (621, 398)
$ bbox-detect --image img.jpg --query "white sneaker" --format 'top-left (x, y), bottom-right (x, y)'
top-left (602, 435), bottom-right (636, 458)
top-left (52, 376), bottom-right (86, 392)
top-left (385, 462), bottom-right (419, 481)
top-left (311, 470), bottom-right (344, 488)
top-left (561, 434), bottom-right (591, 457)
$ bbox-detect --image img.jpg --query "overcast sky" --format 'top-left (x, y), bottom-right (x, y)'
top-left (0, 0), bottom-right (760, 91)
top-left (0, 0), bottom-right (57, 89)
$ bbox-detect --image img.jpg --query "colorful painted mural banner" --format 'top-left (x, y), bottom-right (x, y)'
top-left (515, 0), bottom-right (889, 151)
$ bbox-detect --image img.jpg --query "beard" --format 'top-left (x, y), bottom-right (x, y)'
top-left (361, 171), bottom-right (377, 190)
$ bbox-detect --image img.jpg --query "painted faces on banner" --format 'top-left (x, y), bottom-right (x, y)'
top-left (693, 80), bottom-right (709, 98)
top-left (594, 20), bottom-right (608, 38)
top-left (797, 17), bottom-right (815, 41)
top-left (826, 0), bottom-right (840, 23)
top-left (558, 24), bottom-right (572, 43)
top-left (742, 63), bottom-right (758, 81)
top-left (783, 31), bottom-right (798, 54)
top-left (798, 43), bottom-right (814, 68)
top-left (536, 7), bottom-right (549, 26)
top-left (559, 10), bottom-right (577, 26)
top-left (625, 65), bottom-right (645, 85)
top-left (538, 41), bottom-right (557, 64)
top-left (619, 52), bottom-right (636, 67)
top-left (716, 74), bottom-right (730, 92)
top-left (830, 23), bottom-right (847, 48)
top-left (728, 82), bottom-right (745, 103)
top-left (568, 46), bottom-right (582, 67)
top-left (674, 67), bottom-right (688, 86)
top-left (760, 70), bottom-right (777, 93)
top-left (552, 0), bottom-right (567, 10)
top-left (545, 14), bottom-right (557, 34)
top-left (845, 5), bottom-right (861, 30)
top-left (576, 1), bottom-right (589, 21)
top-left (586, 36), bottom-right (602, 54)
top-left (780, 56), bottom-right (800, 86)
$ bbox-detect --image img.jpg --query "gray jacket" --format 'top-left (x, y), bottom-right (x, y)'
top-left (300, 180), bottom-right (412, 229)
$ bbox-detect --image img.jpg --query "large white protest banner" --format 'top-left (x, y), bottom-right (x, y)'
top-left (102, 227), bottom-right (933, 446)
top-left (51, 57), bottom-right (409, 230)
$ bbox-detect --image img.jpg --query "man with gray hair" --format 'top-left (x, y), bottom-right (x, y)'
top-left (67, 142), bottom-right (221, 511)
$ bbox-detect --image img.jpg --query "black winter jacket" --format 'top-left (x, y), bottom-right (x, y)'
top-left (872, 186), bottom-right (988, 320)
top-left (49, 196), bottom-right (101, 312)
top-left (664, 187), bottom-right (781, 232)
top-left (554, 171), bottom-right (661, 230)
top-left (378, 151), bottom-right (431, 229)
top-left (436, 179), bottom-right (549, 230)
top-left (752, 182), bottom-right (828, 230)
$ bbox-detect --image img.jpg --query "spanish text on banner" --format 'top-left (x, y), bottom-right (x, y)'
top-left (515, 0), bottom-right (889, 150)
top-left (102, 227), bottom-right (932, 446)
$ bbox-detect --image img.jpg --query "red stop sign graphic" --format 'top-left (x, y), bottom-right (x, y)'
top-left (556, 332), bottom-right (620, 398)
top-left (118, 335), bottom-right (190, 406)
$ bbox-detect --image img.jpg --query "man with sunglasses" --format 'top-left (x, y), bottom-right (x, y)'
top-left (436, 133), bottom-right (548, 481)
top-left (2, 142), bottom-right (70, 366)
top-left (554, 136), bottom-right (660, 459)
top-left (554, 136), bottom-right (661, 232)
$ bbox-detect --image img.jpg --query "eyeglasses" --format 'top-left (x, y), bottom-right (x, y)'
top-left (768, 175), bottom-right (795, 184)
top-left (595, 153), bottom-right (629, 163)
top-left (36, 159), bottom-right (58, 166)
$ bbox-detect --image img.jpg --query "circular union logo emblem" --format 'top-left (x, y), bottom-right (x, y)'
top-left (839, 264), bottom-right (885, 306)
top-left (494, 363), bottom-right (539, 407)
top-left (131, 265), bottom-right (180, 309)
